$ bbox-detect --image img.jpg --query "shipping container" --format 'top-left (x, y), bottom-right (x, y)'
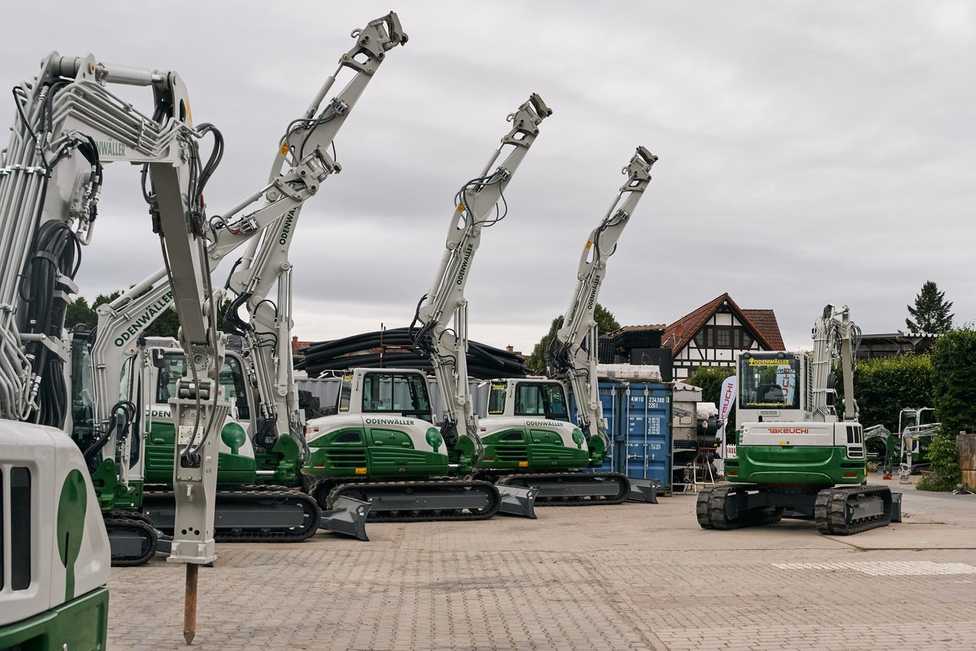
top-left (589, 381), bottom-right (672, 491)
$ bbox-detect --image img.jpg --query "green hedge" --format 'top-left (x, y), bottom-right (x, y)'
top-left (919, 328), bottom-right (976, 491)
top-left (932, 328), bottom-right (976, 436)
top-left (853, 355), bottom-right (934, 431)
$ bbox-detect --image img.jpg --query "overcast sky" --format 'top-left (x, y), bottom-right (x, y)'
top-left (2, 2), bottom-right (973, 353)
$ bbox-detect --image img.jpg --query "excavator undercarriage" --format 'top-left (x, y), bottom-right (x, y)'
top-left (696, 483), bottom-right (897, 534)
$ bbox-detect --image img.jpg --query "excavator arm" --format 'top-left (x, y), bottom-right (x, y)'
top-left (1, 50), bottom-right (230, 640)
top-left (809, 304), bottom-right (861, 422)
top-left (409, 94), bottom-right (551, 466)
top-left (89, 12), bottom-right (407, 484)
top-left (546, 147), bottom-right (656, 461)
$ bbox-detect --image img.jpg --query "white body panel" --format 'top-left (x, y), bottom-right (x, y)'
top-left (0, 421), bottom-right (110, 626)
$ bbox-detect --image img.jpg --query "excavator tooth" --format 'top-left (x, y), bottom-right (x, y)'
top-left (627, 479), bottom-right (659, 504)
top-left (496, 485), bottom-right (538, 518)
top-left (319, 496), bottom-right (370, 541)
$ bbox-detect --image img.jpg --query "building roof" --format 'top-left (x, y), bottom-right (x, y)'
top-left (741, 309), bottom-right (785, 350)
top-left (661, 293), bottom-right (782, 353)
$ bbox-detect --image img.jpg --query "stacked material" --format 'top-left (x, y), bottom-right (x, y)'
top-left (297, 327), bottom-right (528, 379)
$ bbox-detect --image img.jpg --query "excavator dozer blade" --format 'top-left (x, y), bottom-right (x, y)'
top-left (627, 480), bottom-right (659, 504)
top-left (319, 496), bottom-right (371, 541)
top-left (496, 485), bottom-right (538, 518)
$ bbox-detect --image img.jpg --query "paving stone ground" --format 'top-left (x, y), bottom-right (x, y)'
top-left (107, 476), bottom-right (976, 650)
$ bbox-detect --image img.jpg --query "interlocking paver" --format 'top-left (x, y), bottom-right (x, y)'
top-left (107, 486), bottom-right (976, 650)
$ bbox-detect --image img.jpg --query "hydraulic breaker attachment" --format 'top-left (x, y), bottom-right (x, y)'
top-left (627, 479), bottom-right (659, 504)
top-left (496, 485), bottom-right (538, 519)
top-left (319, 495), bottom-right (371, 541)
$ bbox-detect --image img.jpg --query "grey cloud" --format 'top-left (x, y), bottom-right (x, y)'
top-left (1, 1), bottom-right (973, 354)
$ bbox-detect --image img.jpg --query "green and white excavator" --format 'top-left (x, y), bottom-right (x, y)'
top-left (81, 12), bottom-right (406, 560)
top-left (697, 305), bottom-right (898, 534)
top-left (476, 147), bottom-right (658, 505)
top-left (303, 94), bottom-right (552, 521)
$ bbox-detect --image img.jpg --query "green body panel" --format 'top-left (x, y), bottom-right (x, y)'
top-left (478, 427), bottom-right (591, 474)
top-left (145, 421), bottom-right (258, 487)
top-left (726, 444), bottom-right (866, 487)
top-left (0, 587), bottom-right (109, 651)
top-left (305, 426), bottom-right (451, 481)
top-left (90, 459), bottom-right (142, 512)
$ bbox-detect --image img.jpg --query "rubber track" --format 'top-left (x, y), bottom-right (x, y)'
top-left (327, 479), bottom-right (500, 522)
top-left (143, 489), bottom-right (320, 542)
top-left (700, 484), bottom-right (780, 530)
top-left (814, 485), bottom-right (892, 535)
top-left (496, 472), bottom-right (630, 506)
top-left (105, 511), bottom-right (158, 566)
top-left (696, 487), bottom-right (715, 529)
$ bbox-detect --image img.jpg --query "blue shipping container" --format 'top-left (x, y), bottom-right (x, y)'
top-left (622, 383), bottom-right (672, 490)
top-left (582, 381), bottom-right (673, 491)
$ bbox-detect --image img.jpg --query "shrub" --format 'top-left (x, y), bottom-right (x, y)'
top-left (916, 431), bottom-right (961, 491)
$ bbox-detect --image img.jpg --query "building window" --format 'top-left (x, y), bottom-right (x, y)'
top-left (694, 330), bottom-right (705, 347)
top-left (717, 327), bottom-right (731, 348)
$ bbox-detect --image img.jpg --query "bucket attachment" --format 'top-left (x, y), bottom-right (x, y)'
top-left (320, 495), bottom-right (371, 541)
top-left (496, 485), bottom-right (538, 518)
top-left (627, 479), bottom-right (659, 504)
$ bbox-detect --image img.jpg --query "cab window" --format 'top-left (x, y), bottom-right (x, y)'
top-left (515, 383), bottom-right (571, 421)
top-left (488, 383), bottom-right (507, 415)
top-left (337, 374), bottom-right (352, 413)
top-left (220, 355), bottom-right (250, 420)
top-left (362, 373), bottom-right (431, 419)
top-left (157, 353), bottom-right (250, 420)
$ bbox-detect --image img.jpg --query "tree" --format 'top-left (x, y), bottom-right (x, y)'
top-left (906, 281), bottom-right (953, 336)
top-left (686, 367), bottom-right (736, 404)
top-left (64, 297), bottom-right (97, 330)
top-left (526, 303), bottom-right (620, 374)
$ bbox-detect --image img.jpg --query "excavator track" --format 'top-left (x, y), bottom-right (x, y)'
top-left (105, 510), bottom-right (158, 566)
top-left (496, 472), bottom-right (630, 506)
top-left (696, 484), bottom-right (781, 530)
top-left (814, 485), bottom-right (892, 535)
top-left (326, 479), bottom-right (500, 522)
top-left (142, 488), bottom-right (320, 542)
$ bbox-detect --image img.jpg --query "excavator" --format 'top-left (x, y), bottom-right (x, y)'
top-left (79, 12), bottom-right (406, 562)
top-left (0, 46), bottom-right (235, 646)
top-left (475, 147), bottom-right (658, 505)
top-left (698, 305), bottom-right (898, 534)
top-left (303, 94), bottom-right (551, 521)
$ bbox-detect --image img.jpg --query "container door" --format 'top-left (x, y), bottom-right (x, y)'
top-left (597, 382), bottom-right (617, 474)
top-left (625, 384), bottom-right (672, 489)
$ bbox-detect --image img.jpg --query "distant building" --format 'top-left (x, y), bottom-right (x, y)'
top-left (600, 293), bottom-right (784, 382)
top-left (856, 333), bottom-right (936, 360)
top-left (662, 293), bottom-right (785, 380)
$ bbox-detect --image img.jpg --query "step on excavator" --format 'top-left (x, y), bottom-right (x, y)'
top-left (80, 12), bottom-right (407, 561)
top-left (697, 305), bottom-right (898, 535)
top-left (476, 147), bottom-right (658, 506)
top-left (303, 94), bottom-right (552, 521)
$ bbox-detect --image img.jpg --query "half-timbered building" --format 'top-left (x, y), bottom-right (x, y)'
top-left (661, 293), bottom-right (785, 380)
